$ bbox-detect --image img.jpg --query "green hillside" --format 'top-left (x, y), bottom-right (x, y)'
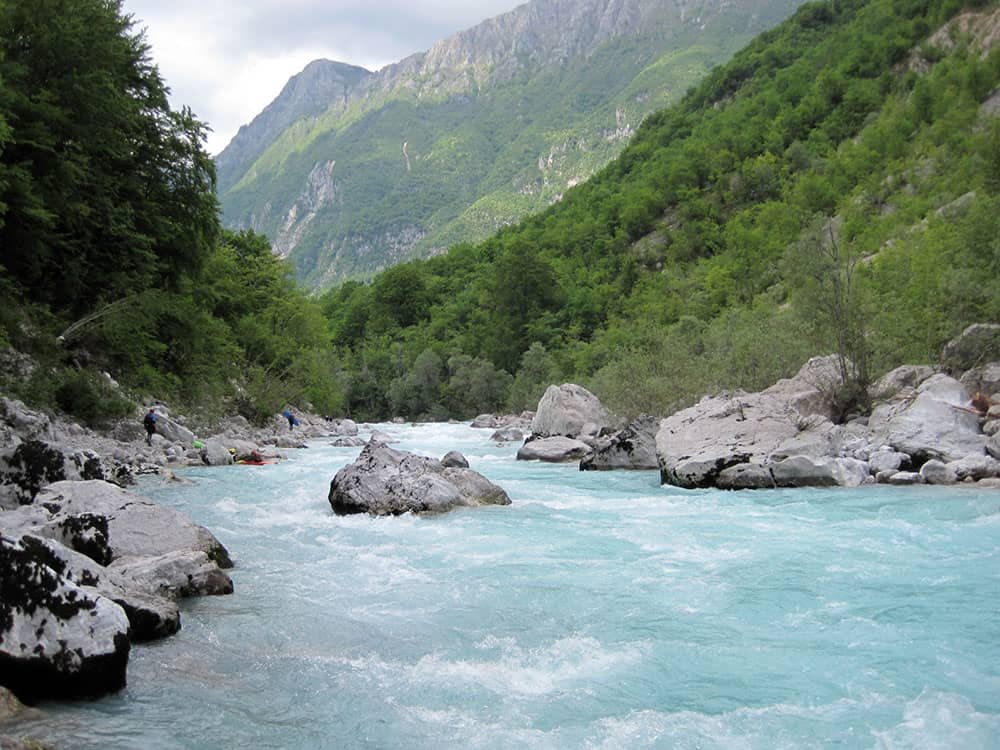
top-left (219, 0), bottom-right (806, 287)
top-left (319, 0), bottom-right (1000, 422)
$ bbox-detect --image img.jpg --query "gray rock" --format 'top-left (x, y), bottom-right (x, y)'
top-left (531, 384), bottom-right (612, 439)
top-left (489, 427), bottom-right (523, 443)
top-left (657, 356), bottom-right (852, 488)
top-left (441, 451), bottom-right (469, 468)
top-left (868, 449), bottom-right (910, 474)
top-left (331, 436), bottom-right (367, 447)
top-left (888, 471), bottom-right (923, 485)
top-left (329, 441), bottom-right (510, 516)
top-left (959, 362), bottom-right (1000, 398)
top-left (148, 411), bottom-right (195, 445)
top-left (329, 419), bottom-right (359, 436)
top-left (108, 550), bottom-right (234, 599)
top-left (516, 436), bottom-right (592, 463)
top-left (948, 454), bottom-right (1000, 482)
top-left (580, 415), bottom-right (659, 471)
top-left (0, 534), bottom-right (131, 703)
top-left (0, 505), bottom-right (112, 566)
top-left (870, 365), bottom-right (936, 402)
top-left (35, 481), bottom-right (232, 569)
top-left (867, 374), bottom-right (986, 463)
top-left (716, 462), bottom-right (775, 489)
top-left (199, 439), bottom-right (234, 466)
top-left (369, 430), bottom-right (397, 443)
top-left (770, 456), bottom-right (870, 488)
top-left (17, 534), bottom-right (180, 642)
top-left (0, 441), bottom-right (112, 509)
top-left (0, 398), bottom-right (51, 441)
top-left (976, 477), bottom-right (1000, 489)
top-left (942, 324), bottom-right (1000, 372)
top-left (989, 432), bottom-right (1000, 460)
top-left (770, 456), bottom-right (840, 487)
top-left (920, 459), bottom-right (958, 485)
top-left (471, 414), bottom-right (499, 429)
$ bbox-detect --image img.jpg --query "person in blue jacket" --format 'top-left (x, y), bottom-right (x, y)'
top-left (282, 410), bottom-right (299, 430)
top-left (143, 408), bottom-right (158, 445)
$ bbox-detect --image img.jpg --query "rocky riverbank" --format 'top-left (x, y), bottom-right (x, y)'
top-left (510, 324), bottom-right (1000, 491)
top-left (0, 399), bottom-right (358, 746)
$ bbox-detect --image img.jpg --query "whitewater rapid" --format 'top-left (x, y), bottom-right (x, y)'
top-left (11, 422), bottom-right (1000, 749)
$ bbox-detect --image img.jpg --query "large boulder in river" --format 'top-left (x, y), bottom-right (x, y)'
top-left (531, 384), bottom-right (612, 439)
top-left (0, 533), bottom-right (131, 703)
top-left (329, 441), bottom-right (511, 516)
top-left (867, 374), bottom-right (986, 463)
top-left (580, 415), bottom-right (659, 470)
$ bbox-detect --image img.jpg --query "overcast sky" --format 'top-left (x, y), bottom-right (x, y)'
top-left (123, 1), bottom-right (527, 155)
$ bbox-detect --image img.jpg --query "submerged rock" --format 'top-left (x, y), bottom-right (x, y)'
top-left (329, 441), bottom-right (510, 516)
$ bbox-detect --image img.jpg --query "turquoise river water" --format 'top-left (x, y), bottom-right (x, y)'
top-left (9, 422), bottom-right (1000, 748)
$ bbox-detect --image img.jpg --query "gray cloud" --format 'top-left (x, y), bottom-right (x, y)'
top-left (123, 0), bottom-right (526, 154)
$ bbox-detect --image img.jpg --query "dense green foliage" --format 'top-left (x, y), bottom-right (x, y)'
top-left (319, 0), bottom-right (1000, 421)
top-left (2, 0), bottom-right (998, 430)
top-left (220, 0), bottom-right (804, 287)
top-left (0, 0), bottom-right (338, 427)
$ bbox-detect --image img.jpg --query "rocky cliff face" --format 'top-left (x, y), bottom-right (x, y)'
top-left (217, 0), bottom-right (805, 287)
top-left (216, 60), bottom-right (371, 193)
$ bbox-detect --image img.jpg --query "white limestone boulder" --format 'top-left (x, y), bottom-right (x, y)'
top-left (867, 374), bottom-right (986, 463)
top-left (531, 384), bottom-right (612, 439)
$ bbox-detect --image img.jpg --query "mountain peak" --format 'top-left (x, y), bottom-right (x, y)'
top-left (216, 59), bottom-right (372, 191)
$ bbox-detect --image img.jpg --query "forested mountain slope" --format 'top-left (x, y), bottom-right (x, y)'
top-left (318, 0), bottom-right (1000, 422)
top-left (217, 0), bottom-right (805, 287)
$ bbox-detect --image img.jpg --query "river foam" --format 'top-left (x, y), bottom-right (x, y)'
top-left (10, 422), bottom-right (1000, 748)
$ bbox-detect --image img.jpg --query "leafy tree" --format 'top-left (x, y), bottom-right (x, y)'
top-left (0, 0), bottom-right (218, 316)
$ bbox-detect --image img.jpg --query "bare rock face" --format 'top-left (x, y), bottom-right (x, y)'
top-left (531, 384), bottom-right (612, 439)
top-left (0, 534), bottom-right (131, 703)
top-left (867, 374), bottom-right (986, 463)
top-left (329, 441), bottom-right (511, 516)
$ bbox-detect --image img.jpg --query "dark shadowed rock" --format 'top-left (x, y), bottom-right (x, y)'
top-left (441, 451), bottom-right (469, 468)
top-left (580, 415), bottom-right (659, 470)
top-left (329, 441), bottom-right (510, 516)
top-left (941, 323), bottom-right (1000, 372)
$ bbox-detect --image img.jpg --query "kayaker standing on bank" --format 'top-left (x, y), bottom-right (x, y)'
top-left (143, 407), bottom-right (157, 445)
